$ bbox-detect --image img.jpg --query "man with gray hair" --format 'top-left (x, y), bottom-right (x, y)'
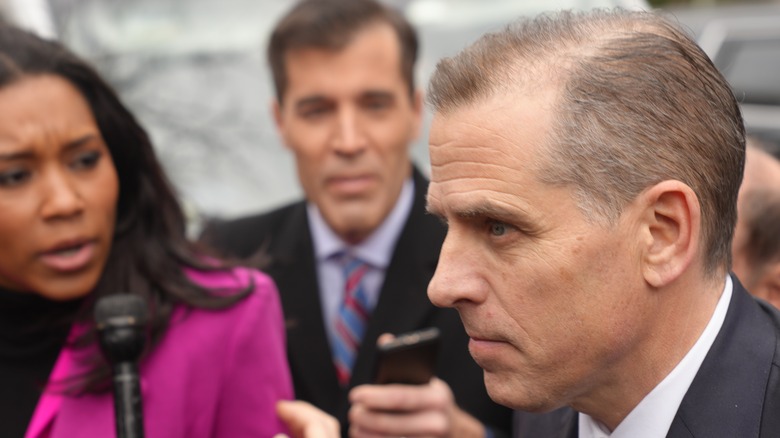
top-left (274, 8), bottom-right (780, 438)
top-left (425, 8), bottom-right (780, 438)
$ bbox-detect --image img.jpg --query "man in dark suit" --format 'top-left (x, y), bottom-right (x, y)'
top-left (201, 0), bottom-right (511, 436)
top-left (422, 9), bottom-right (780, 438)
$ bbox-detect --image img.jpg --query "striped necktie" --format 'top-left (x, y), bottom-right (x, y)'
top-left (333, 255), bottom-right (371, 386)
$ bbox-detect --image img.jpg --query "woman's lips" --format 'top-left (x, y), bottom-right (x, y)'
top-left (39, 241), bottom-right (96, 272)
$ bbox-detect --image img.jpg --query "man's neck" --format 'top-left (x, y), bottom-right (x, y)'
top-left (574, 272), bottom-right (728, 431)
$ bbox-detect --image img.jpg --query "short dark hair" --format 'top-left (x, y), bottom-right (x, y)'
top-left (267, 0), bottom-right (418, 102)
top-left (0, 23), bottom-right (247, 392)
top-left (428, 9), bottom-right (744, 275)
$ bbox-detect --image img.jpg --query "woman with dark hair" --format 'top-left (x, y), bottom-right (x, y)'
top-left (0, 22), bottom-right (292, 437)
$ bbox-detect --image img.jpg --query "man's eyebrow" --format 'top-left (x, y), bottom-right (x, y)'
top-left (426, 196), bottom-right (509, 218)
top-left (294, 95), bottom-right (329, 109)
top-left (453, 202), bottom-right (516, 220)
top-left (360, 90), bottom-right (394, 100)
top-left (428, 199), bottom-right (539, 232)
top-left (425, 194), bottom-right (443, 217)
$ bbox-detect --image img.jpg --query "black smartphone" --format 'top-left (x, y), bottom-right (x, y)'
top-left (373, 327), bottom-right (440, 385)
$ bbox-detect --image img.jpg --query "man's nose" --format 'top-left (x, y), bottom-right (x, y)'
top-left (428, 230), bottom-right (485, 308)
top-left (333, 107), bottom-right (367, 155)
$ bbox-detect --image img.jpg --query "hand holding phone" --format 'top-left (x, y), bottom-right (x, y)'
top-left (373, 327), bottom-right (440, 385)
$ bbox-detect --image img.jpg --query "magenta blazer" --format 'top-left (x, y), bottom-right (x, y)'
top-left (25, 267), bottom-right (294, 438)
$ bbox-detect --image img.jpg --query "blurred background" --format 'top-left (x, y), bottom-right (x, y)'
top-left (2, 0), bottom-right (778, 234)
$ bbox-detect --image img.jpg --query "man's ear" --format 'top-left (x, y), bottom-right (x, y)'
top-left (271, 99), bottom-right (291, 149)
top-left (272, 99), bottom-right (284, 131)
top-left (637, 180), bottom-right (701, 288)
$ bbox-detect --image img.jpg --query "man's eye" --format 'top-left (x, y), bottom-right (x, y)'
top-left (302, 108), bottom-right (326, 118)
top-left (363, 99), bottom-right (391, 111)
top-left (0, 168), bottom-right (31, 187)
top-left (71, 151), bottom-right (101, 170)
top-left (489, 221), bottom-right (508, 236)
top-left (299, 104), bottom-right (332, 119)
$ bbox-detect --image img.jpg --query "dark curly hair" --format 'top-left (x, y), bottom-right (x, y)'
top-left (0, 22), bottom-right (248, 392)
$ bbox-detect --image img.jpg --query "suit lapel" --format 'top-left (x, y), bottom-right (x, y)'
top-left (267, 203), bottom-right (344, 414)
top-left (349, 169), bottom-right (445, 386)
top-left (271, 169), bottom-right (447, 419)
top-left (667, 277), bottom-right (776, 438)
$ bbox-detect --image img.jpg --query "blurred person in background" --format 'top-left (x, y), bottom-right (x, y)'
top-left (732, 137), bottom-right (780, 310)
top-left (200, 0), bottom-right (512, 436)
top-left (0, 22), bottom-right (292, 437)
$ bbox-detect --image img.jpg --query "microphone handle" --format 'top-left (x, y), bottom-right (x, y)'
top-left (112, 362), bottom-right (145, 438)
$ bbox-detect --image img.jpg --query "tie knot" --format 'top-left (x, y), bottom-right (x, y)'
top-left (334, 251), bottom-right (369, 275)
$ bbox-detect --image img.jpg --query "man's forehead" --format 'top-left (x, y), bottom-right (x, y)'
top-left (428, 109), bottom-right (552, 175)
top-left (283, 23), bottom-right (403, 76)
top-left (425, 91), bottom-right (561, 222)
top-left (281, 26), bottom-right (408, 104)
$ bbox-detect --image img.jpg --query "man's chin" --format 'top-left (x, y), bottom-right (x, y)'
top-left (322, 204), bottom-right (383, 242)
top-left (328, 216), bottom-right (379, 244)
top-left (484, 372), bottom-right (562, 413)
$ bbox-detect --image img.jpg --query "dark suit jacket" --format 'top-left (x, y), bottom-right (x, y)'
top-left (512, 276), bottom-right (780, 438)
top-left (202, 168), bottom-right (512, 436)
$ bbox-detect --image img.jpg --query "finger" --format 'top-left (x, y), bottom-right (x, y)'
top-left (376, 333), bottom-right (396, 346)
top-left (349, 378), bottom-right (451, 412)
top-left (277, 400), bottom-right (340, 438)
top-left (349, 402), bottom-right (448, 437)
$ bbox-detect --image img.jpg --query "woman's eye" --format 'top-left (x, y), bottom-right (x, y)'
top-left (71, 151), bottom-right (101, 170)
top-left (0, 168), bottom-right (31, 187)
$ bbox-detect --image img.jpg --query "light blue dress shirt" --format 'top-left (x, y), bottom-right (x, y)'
top-left (307, 177), bottom-right (415, 353)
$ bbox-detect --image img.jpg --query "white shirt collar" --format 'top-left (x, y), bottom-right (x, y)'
top-left (579, 275), bottom-right (733, 438)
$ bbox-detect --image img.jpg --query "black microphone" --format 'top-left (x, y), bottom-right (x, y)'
top-left (95, 294), bottom-right (148, 438)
